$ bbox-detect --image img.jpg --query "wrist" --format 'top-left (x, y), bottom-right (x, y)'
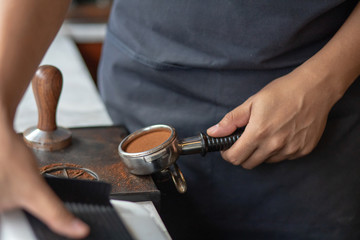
top-left (297, 57), bottom-right (357, 105)
top-left (296, 2), bottom-right (360, 104)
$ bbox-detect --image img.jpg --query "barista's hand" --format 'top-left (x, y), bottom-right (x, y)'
top-left (207, 1), bottom-right (360, 169)
top-left (207, 67), bottom-right (340, 169)
top-left (0, 128), bottom-right (89, 239)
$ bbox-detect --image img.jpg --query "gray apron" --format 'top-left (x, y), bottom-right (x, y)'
top-left (98, 0), bottom-right (360, 239)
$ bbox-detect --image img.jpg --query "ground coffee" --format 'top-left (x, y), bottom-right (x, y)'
top-left (124, 129), bottom-right (171, 153)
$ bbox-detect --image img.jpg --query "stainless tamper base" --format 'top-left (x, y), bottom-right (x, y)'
top-left (23, 127), bottom-right (72, 151)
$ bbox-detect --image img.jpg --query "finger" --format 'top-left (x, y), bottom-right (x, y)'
top-left (287, 138), bottom-right (318, 160)
top-left (266, 145), bottom-right (302, 163)
top-left (207, 101), bottom-right (251, 137)
top-left (221, 124), bottom-right (258, 165)
top-left (241, 150), bottom-right (275, 169)
top-left (240, 133), bottom-right (298, 168)
top-left (240, 141), bottom-right (284, 169)
top-left (287, 149), bottom-right (310, 160)
top-left (266, 153), bottom-right (292, 163)
top-left (20, 177), bottom-right (89, 239)
top-left (265, 139), bottom-right (303, 163)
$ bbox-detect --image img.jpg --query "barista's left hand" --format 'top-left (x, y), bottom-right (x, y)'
top-left (207, 66), bottom-right (339, 169)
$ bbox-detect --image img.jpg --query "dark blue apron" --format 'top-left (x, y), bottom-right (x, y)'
top-left (98, 1), bottom-right (360, 239)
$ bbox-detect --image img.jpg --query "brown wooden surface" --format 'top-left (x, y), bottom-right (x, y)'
top-left (26, 126), bottom-right (160, 204)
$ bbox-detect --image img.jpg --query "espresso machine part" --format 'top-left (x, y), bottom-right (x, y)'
top-left (23, 65), bottom-right (72, 151)
top-left (118, 124), bottom-right (242, 193)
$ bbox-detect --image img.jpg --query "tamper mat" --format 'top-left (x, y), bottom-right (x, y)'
top-left (24, 177), bottom-right (134, 240)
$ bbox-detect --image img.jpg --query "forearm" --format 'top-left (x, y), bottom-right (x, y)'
top-left (0, 0), bottom-right (71, 123)
top-left (299, 2), bottom-right (360, 103)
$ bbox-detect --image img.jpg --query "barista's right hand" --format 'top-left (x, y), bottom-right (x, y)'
top-left (0, 126), bottom-right (89, 239)
top-left (0, 0), bottom-right (88, 237)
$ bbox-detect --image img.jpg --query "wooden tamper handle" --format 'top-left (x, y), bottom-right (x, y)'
top-left (23, 65), bottom-right (72, 151)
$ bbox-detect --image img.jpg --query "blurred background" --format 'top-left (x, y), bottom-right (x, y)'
top-left (65, 0), bottom-right (113, 86)
top-left (14, 0), bottom-right (115, 132)
top-left (68, 0), bottom-right (112, 23)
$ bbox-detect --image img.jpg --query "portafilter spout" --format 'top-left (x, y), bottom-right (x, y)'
top-left (118, 124), bottom-right (242, 193)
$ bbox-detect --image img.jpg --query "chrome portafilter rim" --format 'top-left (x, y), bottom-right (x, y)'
top-left (118, 124), bottom-right (188, 193)
top-left (118, 124), bottom-right (180, 175)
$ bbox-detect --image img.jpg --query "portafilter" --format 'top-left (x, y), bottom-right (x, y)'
top-left (118, 124), bottom-right (242, 193)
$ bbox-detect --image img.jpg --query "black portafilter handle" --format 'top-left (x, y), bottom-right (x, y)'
top-left (178, 129), bottom-right (243, 156)
top-left (200, 129), bottom-right (242, 153)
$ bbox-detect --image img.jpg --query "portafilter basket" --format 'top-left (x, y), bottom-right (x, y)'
top-left (118, 124), bottom-right (242, 193)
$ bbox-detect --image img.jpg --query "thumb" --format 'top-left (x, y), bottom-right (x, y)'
top-left (207, 102), bottom-right (251, 137)
top-left (21, 177), bottom-right (90, 239)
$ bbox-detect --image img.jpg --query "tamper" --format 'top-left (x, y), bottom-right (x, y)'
top-left (23, 65), bottom-right (72, 151)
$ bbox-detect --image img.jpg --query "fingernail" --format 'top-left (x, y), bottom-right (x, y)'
top-left (207, 124), bottom-right (219, 134)
top-left (71, 219), bottom-right (89, 235)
